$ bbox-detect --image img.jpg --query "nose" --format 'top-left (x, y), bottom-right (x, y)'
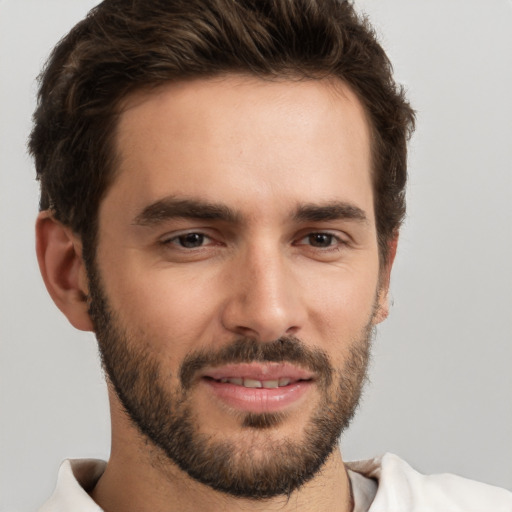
top-left (220, 242), bottom-right (307, 342)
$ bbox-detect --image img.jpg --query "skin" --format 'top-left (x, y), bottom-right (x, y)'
top-left (36, 75), bottom-right (397, 512)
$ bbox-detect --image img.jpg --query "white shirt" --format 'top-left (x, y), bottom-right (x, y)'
top-left (39, 453), bottom-right (512, 511)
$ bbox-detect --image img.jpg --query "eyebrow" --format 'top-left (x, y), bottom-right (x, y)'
top-left (133, 197), bottom-right (240, 226)
top-left (292, 201), bottom-right (368, 224)
top-left (133, 196), bottom-right (368, 227)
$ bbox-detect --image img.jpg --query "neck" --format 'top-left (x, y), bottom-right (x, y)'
top-left (91, 394), bottom-right (354, 512)
top-left (91, 422), bottom-right (352, 512)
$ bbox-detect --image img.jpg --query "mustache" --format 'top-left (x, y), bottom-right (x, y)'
top-left (179, 336), bottom-right (333, 391)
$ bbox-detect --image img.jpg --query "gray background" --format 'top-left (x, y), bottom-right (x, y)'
top-left (1, 1), bottom-right (511, 510)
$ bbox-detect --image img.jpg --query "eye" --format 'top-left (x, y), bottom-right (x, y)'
top-left (306, 233), bottom-right (337, 248)
top-left (297, 232), bottom-right (343, 249)
top-left (163, 232), bottom-right (211, 249)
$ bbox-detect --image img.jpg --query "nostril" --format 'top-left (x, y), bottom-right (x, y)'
top-left (285, 325), bottom-right (300, 336)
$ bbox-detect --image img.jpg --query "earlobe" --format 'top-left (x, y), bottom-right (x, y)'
top-left (36, 211), bottom-right (94, 331)
top-left (374, 232), bottom-right (399, 325)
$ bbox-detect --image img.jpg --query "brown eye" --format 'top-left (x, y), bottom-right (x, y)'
top-left (307, 233), bottom-right (335, 248)
top-left (178, 233), bottom-right (204, 248)
top-left (174, 233), bottom-right (206, 248)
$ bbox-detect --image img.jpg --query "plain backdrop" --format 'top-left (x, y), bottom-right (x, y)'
top-left (1, 1), bottom-right (511, 510)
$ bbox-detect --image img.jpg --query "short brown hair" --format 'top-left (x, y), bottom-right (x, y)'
top-left (29, 0), bottom-right (415, 263)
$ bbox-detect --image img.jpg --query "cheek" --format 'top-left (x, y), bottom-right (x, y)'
top-left (301, 261), bottom-right (380, 343)
top-left (100, 259), bottom-right (223, 354)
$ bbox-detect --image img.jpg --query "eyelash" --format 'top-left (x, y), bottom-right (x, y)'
top-left (161, 232), bottom-right (214, 249)
top-left (161, 231), bottom-right (347, 251)
top-left (295, 232), bottom-right (346, 251)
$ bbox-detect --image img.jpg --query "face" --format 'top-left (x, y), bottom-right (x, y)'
top-left (88, 75), bottom-right (389, 498)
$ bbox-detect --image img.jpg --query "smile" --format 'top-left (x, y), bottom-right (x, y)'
top-left (200, 363), bottom-right (315, 413)
top-left (213, 377), bottom-right (296, 388)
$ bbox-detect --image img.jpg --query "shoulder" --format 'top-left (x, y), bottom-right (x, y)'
top-left (347, 453), bottom-right (512, 512)
top-left (38, 459), bottom-right (105, 512)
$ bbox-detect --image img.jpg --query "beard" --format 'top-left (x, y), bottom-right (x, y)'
top-left (87, 264), bottom-right (375, 500)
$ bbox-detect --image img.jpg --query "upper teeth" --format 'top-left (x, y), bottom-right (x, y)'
top-left (219, 377), bottom-right (292, 388)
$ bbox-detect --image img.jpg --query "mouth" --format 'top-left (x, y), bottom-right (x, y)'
top-left (205, 376), bottom-right (303, 388)
top-left (199, 363), bottom-right (315, 414)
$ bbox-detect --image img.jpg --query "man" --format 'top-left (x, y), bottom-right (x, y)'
top-left (29, 0), bottom-right (512, 510)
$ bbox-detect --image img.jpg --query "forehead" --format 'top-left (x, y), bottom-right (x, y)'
top-left (104, 75), bottom-right (373, 224)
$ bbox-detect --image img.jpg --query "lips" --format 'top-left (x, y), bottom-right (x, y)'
top-left (200, 362), bottom-right (315, 413)
top-left (212, 377), bottom-right (294, 388)
top-left (202, 362), bottom-right (314, 382)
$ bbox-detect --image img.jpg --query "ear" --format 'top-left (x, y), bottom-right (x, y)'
top-left (373, 232), bottom-right (399, 325)
top-left (36, 211), bottom-right (94, 331)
